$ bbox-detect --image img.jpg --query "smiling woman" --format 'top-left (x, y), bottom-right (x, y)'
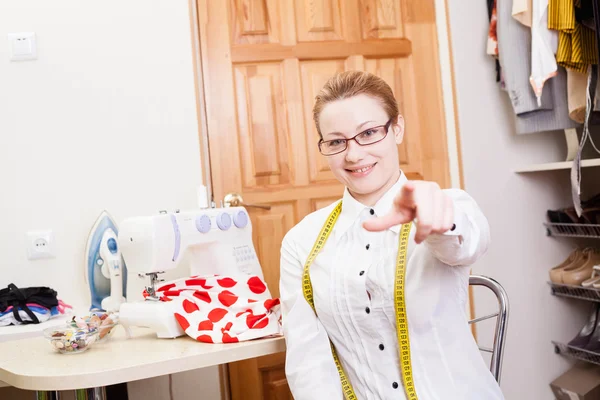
top-left (317, 91), bottom-right (404, 207)
top-left (278, 71), bottom-right (505, 400)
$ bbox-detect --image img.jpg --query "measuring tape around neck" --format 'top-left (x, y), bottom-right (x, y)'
top-left (301, 201), bottom-right (418, 400)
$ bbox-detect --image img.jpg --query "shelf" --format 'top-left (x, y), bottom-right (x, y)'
top-left (515, 158), bottom-right (600, 173)
top-left (553, 341), bottom-right (600, 366)
top-left (549, 282), bottom-right (600, 302)
top-left (544, 222), bottom-right (600, 238)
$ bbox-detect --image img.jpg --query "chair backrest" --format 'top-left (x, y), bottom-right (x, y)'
top-left (468, 275), bottom-right (509, 385)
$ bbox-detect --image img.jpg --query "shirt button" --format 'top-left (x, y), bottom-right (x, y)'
top-left (370, 209), bottom-right (375, 215)
top-left (379, 344), bottom-right (384, 351)
top-left (359, 271), bottom-right (365, 276)
top-left (365, 307), bottom-right (371, 314)
top-left (366, 244), bottom-right (370, 250)
top-left (392, 382), bottom-right (399, 389)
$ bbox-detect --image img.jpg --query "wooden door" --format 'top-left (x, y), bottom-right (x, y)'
top-left (195, 1), bottom-right (451, 398)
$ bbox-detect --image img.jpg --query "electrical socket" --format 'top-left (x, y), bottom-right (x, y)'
top-left (26, 230), bottom-right (55, 260)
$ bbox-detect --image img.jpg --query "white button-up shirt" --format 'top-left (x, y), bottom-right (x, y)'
top-left (279, 173), bottom-right (505, 399)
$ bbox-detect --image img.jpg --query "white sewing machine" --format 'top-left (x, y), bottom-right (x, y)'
top-left (117, 205), bottom-right (264, 338)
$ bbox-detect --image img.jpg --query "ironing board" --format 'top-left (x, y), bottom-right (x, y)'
top-left (0, 326), bottom-right (285, 400)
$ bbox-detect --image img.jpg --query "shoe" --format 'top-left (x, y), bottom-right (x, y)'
top-left (581, 272), bottom-right (600, 287)
top-left (584, 306), bottom-right (600, 353)
top-left (549, 248), bottom-right (584, 284)
top-left (581, 207), bottom-right (600, 224)
top-left (581, 262), bottom-right (600, 287)
top-left (547, 208), bottom-right (579, 224)
top-left (546, 192), bottom-right (600, 224)
top-left (569, 304), bottom-right (600, 348)
top-left (583, 192), bottom-right (600, 209)
top-left (562, 249), bottom-right (600, 286)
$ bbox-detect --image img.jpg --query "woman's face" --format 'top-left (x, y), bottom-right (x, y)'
top-left (318, 94), bottom-right (404, 202)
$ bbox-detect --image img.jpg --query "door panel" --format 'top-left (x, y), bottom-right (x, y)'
top-left (364, 56), bottom-right (423, 178)
top-left (251, 203), bottom-right (296, 299)
top-left (234, 63), bottom-right (292, 187)
top-left (360, 0), bottom-right (404, 39)
top-left (299, 59), bottom-right (346, 183)
top-left (197, 0), bottom-right (450, 398)
top-left (231, 0), bottom-right (283, 45)
top-left (294, 0), bottom-right (346, 42)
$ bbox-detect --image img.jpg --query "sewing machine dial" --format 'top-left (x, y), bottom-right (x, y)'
top-left (216, 212), bottom-right (232, 230)
top-left (233, 210), bottom-right (248, 228)
top-left (195, 215), bottom-right (211, 233)
top-left (193, 210), bottom-right (248, 234)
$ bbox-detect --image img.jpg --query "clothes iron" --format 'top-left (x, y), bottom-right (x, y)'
top-left (85, 211), bottom-right (127, 312)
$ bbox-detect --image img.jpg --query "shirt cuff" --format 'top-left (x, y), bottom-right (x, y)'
top-left (440, 201), bottom-right (469, 238)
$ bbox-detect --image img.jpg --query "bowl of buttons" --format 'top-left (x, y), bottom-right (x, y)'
top-left (73, 312), bottom-right (119, 343)
top-left (43, 325), bottom-right (99, 354)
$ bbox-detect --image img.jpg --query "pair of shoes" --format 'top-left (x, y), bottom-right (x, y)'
top-left (547, 194), bottom-right (600, 224)
top-left (547, 208), bottom-right (580, 224)
top-left (549, 248), bottom-right (600, 285)
top-left (549, 248), bottom-right (583, 283)
top-left (569, 304), bottom-right (600, 352)
top-left (582, 265), bottom-right (600, 288)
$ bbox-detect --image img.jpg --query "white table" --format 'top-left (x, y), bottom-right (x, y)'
top-left (0, 314), bottom-right (71, 343)
top-left (0, 326), bottom-right (286, 399)
top-left (0, 314), bottom-right (72, 389)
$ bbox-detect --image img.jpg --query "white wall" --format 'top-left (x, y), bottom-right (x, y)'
top-left (447, 2), bottom-right (588, 399)
top-left (0, 1), bottom-right (220, 399)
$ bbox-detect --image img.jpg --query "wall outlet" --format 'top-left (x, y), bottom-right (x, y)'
top-left (8, 32), bottom-right (37, 61)
top-left (26, 230), bottom-right (55, 260)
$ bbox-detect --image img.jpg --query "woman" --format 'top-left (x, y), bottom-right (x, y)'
top-left (279, 71), bottom-right (504, 399)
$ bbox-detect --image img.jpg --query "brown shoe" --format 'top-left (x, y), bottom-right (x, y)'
top-left (563, 249), bottom-right (600, 285)
top-left (549, 248), bottom-right (584, 283)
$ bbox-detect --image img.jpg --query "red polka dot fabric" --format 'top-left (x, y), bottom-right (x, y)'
top-left (149, 274), bottom-right (282, 343)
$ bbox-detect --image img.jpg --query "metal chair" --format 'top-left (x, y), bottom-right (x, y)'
top-left (468, 275), bottom-right (509, 385)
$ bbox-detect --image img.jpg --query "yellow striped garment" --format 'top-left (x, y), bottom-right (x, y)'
top-left (548, 0), bottom-right (597, 73)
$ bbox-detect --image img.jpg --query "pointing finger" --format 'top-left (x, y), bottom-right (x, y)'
top-left (395, 182), bottom-right (417, 209)
top-left (414, 198), bottom-right (433, 244)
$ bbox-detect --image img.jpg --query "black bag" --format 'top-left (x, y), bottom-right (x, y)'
top-left (0, 283), bottom-right (59, 324)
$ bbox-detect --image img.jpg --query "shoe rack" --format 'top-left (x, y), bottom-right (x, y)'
top-left (545, 223), bottom-right (600, 238)
top-left (547, 219), bottom-right (600, 366)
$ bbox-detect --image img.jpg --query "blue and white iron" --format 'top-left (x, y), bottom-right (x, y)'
top-left (85, 211), bottom-right (127, 312)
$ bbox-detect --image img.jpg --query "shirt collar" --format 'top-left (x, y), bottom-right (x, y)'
top-left (335, 171), bottom-right (408, 238)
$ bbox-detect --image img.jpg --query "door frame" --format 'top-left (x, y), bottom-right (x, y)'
top-left (186, 0), bottom-right (474, 398)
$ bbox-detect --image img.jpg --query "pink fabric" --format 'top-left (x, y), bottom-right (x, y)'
top-left (57, 299), bottom-right (73, 314)
top-left (149, 275), bottom-right (282, 343)
top-left (3, 303), bottom-right (48, 313)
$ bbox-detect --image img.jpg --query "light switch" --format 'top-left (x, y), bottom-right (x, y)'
top-left (8, 32), bottom-right (37, 61)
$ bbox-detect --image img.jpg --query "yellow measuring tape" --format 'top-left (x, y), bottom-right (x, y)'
top-left (302, 201), bottom-right (418, 400)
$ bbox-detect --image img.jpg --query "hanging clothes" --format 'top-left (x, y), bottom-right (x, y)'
top-left (560, 1), bottom-right (600, 122)
top-left (497, 0), bottom-right (580, 134)
top-left (487, 0), bottom-right (503, 83)
top-left (575, 0), bottom-right (596, 34)
top-left (568, 67), bottom-right (589, 122)
top-left (487, 0), bottom-right (499, 56)
top-left (530, 0), bottom-right (559, 106)
top-left (513, 0), bottom-right (533, 26)
top-left (548, 0), bottom-right (598, 73)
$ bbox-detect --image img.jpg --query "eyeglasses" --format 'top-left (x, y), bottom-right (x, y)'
top-left (318, 119), bottom-right (393, 156)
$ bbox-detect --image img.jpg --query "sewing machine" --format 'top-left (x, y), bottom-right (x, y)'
top-left (117, 206), bottom-right (264, 338)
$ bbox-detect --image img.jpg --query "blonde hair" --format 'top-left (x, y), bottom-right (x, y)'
top-left (312, 71), bottom-right (399, 138)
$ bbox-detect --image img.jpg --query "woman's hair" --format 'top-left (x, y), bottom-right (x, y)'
top-left (312, 70), bottom-right (399, 138)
